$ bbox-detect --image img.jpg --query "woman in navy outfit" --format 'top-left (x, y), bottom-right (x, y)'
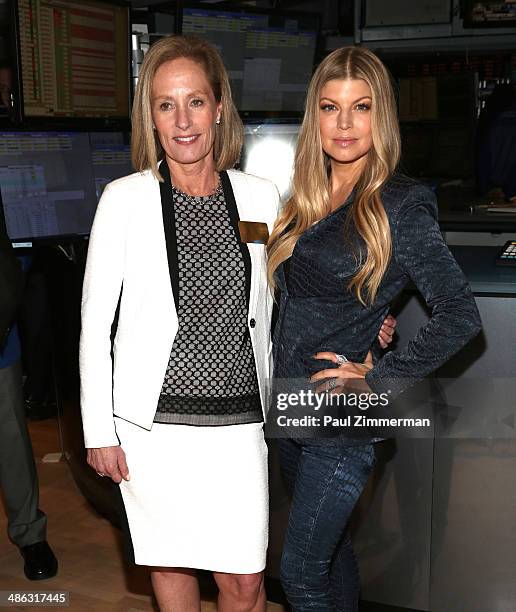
top-left (267, 46), bottom-right (482, 611)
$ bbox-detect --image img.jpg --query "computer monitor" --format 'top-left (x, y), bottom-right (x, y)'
top-left (240, 122), bottom-right (300, 201)
top-left (463, 0), bottom-right (516, 28)
top-left (0, 130), bottom-right (132, 241)
top-left (179, 4), bottom-right (318, 116)
top-left (14, 0), bottom-right (130, 124)
top-left (89, 131), bottom-right (132, 200)
top-left (0, 131), bottom-right (97, 240)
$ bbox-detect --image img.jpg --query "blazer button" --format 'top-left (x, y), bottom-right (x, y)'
top-left (249, 318), bottom-right (256, 328)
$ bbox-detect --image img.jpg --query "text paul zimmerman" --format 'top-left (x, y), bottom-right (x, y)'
top-left (274, 390), bottom-right (431, 429)
top-left (276, 414), bottom-right (431, 428)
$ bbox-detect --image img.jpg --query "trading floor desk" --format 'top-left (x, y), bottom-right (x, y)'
top-left (356, 245), bottom-right (515, 611)
top-left (56, 245), bottom-right (516, 610)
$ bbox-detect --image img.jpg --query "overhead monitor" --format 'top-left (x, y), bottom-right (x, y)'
top-left (179, 4), bottom-right (318, 115)
top-left (0, 130), bottom-right (132, 241)
top-left (15, 0), bottom-right (130, 123)
top-left (89, 131), bottom-right (132, 200)
top-left (463, 0), bottom-right (516, 27)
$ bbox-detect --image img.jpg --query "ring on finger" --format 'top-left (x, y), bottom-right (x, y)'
top-left (97, 472), bottom-right (106, 477)
top-left (335, 354), bottom-right (348, 365)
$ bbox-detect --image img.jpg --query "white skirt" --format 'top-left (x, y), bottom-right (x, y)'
top-left (114, 417), bottom-right (269, 573)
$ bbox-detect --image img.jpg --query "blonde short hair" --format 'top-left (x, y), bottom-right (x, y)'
top-left (131, 35), bottom-right (243, 180)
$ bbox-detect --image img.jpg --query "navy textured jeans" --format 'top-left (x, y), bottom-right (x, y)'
top-left (278, 438), bottom-right (375, 611)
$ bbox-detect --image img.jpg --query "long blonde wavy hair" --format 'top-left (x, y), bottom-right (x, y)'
top-left (267, 46), bottom-right (401, 305)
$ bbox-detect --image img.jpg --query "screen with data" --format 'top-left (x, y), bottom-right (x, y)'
top-left (89, 131), bottom-right (132, 201)
top-left (180, 6), bottom-right (318, 113)
top-left (0, 130), bottom-right (132, 240)
top-left (16, 0), bottom-right (130, 120)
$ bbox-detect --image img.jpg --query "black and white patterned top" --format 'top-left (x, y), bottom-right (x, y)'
top-left (154, 181), bottom-right (263, 426)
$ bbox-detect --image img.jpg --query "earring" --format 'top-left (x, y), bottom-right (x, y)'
top-left (216, 117), bottom-right (221, 124)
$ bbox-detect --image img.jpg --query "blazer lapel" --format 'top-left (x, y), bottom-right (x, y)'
top-left (158, 161), bottom-right (180, 312)
top-left (220, 170), bottom-right (252, 310)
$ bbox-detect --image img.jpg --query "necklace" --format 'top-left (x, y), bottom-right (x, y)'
top-left (170, 173), bottom-right (221, 200)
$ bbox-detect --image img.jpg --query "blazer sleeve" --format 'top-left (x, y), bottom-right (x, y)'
top-left (365, 186), bottom-right (482, 398)
top-left (80, 182), bottom-right (129, 448)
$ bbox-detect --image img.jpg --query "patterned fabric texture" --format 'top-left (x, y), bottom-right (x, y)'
top-left (154, 182), bottom-right (262, 426)
top-left (273, 173), bottom-right (482, 400)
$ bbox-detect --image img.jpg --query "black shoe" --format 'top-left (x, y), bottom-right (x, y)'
top-left (25, 398), bottom-right (57, 420)
top-left (20, 541), bottom-right (58, 581)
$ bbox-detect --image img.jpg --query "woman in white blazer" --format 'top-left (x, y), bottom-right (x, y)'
top-left (80, 35), bottom-right (280, 612)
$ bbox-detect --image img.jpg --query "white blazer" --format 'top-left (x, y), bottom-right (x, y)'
top-left (80, 168), bottom-right (280, 448)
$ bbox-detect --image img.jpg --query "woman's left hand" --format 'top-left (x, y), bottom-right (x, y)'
top-left (310, 350), bottom-right (374, 395)
top-left (378, 314), bottom-right (397, 349)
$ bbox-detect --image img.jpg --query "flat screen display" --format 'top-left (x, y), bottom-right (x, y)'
top-left (464, 0), bottom-right (516, 27)
top-left (89, 131), bottom-right (132, 200)
top-left (0, 130), bottom-right (132, 240)
top-left (180, 6), bottom-right (318, 114)
top-left (16, 0), bottom-right (130, 120)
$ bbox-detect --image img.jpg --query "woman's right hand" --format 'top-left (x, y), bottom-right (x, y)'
top-left (86, 446), bottom-right (130, 484)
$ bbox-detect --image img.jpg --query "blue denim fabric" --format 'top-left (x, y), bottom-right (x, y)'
top-left (278, 438), bottom-right (375, 611)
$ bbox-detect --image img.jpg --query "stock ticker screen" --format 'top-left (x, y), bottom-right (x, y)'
top-left (17, 0), bottom-right (130, 120)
